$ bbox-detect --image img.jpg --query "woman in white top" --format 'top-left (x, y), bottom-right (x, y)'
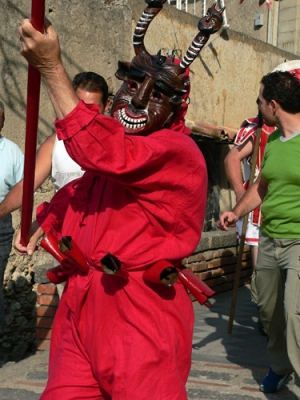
top-left (0, 72), bottom-right (110, 298)
top-left (0, 72), bottom-right (110, 217)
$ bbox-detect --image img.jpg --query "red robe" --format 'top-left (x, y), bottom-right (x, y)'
top-left (38, 101), bottom-right (207, 399)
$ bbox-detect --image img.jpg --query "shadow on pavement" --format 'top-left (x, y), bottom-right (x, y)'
top-left (191, 285), bottom-right (295, 398)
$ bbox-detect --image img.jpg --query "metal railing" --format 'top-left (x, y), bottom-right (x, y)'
top-left (167, 0), bottom-right (229, 29)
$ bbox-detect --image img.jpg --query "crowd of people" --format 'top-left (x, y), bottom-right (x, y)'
top-left (1, 0), bottom-right (300, 398)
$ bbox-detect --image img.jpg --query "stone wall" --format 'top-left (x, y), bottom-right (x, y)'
top-left (1, 0), bottom-right (299, 150)
top-left (0, 0), bottom-right (298, 360)
top-left (1, 187), bottom-right (53, 362)
top-left (184, 228), bottom-right (252, 293)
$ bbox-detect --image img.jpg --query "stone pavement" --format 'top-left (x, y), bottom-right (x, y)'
top-left (0, 285), bottom-right (295, 399)
top-left (187, 285), bottom-right (295, 399)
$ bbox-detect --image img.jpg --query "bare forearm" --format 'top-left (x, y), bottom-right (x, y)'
top-left (224, 152), bottom-right (245, 199)
top-left (232, 179), bottom-right (266, 219)
top-left (41, 64), bottom-right (79, 120)
top-left (217, 179), bottom-right (265, 231)
top-left (225, 139), bottom-right (255, 201)
top-left (0, 182), bottom-right (24, 219)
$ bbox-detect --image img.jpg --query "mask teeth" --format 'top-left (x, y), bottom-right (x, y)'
top-left (118, 109), bottom-right (147, 130)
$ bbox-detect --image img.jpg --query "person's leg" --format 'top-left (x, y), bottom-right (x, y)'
top-left (116, 274), bottom-right (193, 400)
top-left (0, 225), bottom-right (13, 330)
top-left (83, 270), bottom-right (194, 400)
top-left (249, 243), bottom-right (268, 335)
top-left (251, 244), bottom-right (258, 270)
top-left (40, 275), bottom-right (107, 400)
top-left (282, 239), bottom-right (300, 398)
top-left (236, 216), bottom-right (260, 303)
top-left (42, 268), bottom-right (194, 400)
top-left (256, 235), bottom-right (293, 375)
top-left (0, 252), bottom-right (10, 330)
top-left (250, 245), bottom-right (259, 303)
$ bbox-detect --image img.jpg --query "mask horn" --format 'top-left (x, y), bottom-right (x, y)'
top-left (179, 2), bottom-right (225, 71)
top-left (133, 0), bottom-right (167, 56)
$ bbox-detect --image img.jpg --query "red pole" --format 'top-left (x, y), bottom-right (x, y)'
top-left (20, 0), bottom-right (45, 246)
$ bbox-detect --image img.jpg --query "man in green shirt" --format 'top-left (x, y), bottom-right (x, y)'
top-left (218, 68), bottom-right (300, 398)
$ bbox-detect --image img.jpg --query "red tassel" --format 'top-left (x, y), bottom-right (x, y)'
top-left (40, 233), bottom-right (70, 284)
top-left (40, 233), bottom-right (67, 264)
top-left (178, 268), bottom-right (214, 307)
top-left (45, 265), bottom-right (70, 284)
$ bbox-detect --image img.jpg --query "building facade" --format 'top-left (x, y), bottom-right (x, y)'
top-left (170, 0), bottom-right (300, 56)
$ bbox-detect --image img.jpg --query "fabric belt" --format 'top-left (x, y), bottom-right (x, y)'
top-left (40, 233), bottom-right (214, 307)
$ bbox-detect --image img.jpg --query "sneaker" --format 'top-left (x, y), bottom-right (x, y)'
top-left (259, 368), bottom-right (291, 393)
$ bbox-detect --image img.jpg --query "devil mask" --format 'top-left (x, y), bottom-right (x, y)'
top-left (110, 1), bottom-right (224, 136)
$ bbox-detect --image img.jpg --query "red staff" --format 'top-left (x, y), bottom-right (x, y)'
top-left (20, 0), bottom-right (45, 246)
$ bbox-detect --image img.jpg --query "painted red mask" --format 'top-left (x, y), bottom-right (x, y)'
top-left (111, 53), bottom-right (189, 136)
top-left (110, 0), bottom-right (224, 136)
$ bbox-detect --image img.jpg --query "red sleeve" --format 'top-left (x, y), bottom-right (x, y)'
top-left (36, 183), bottom-right (74, 237)
top-left (54, 101), bottom-right (195, 188)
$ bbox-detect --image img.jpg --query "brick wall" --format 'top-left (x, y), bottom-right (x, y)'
top-left (184, 228), bottom-right (252, 294)
top-left (36, 283), bottom-right (59, 351)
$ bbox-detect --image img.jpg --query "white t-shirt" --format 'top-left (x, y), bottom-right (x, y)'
top-left (51, 137), bottom-right (84, 192)
top-left (0, 135), bottom-right (24, 202)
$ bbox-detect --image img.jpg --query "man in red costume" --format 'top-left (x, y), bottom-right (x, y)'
top-left (15, 1), bottom-right (224, 399)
